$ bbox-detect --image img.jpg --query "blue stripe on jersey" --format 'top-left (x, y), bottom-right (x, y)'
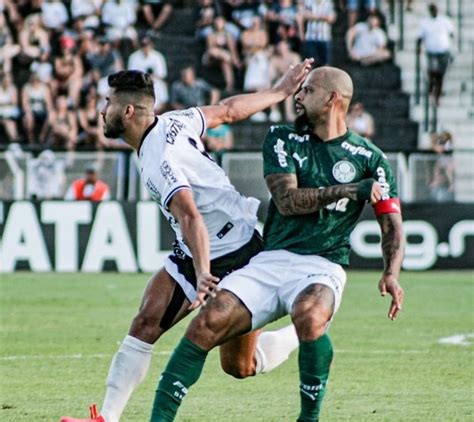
top-left (164, 185), bottom-right (192, 210)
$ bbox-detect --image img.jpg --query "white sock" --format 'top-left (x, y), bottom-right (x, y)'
top-left (100, 335), bottom-right (153, 422)
top-left (254, 324), bottom-right (299, 374)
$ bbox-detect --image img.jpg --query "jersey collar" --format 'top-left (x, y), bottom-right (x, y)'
top-left (137, 116), bottom-right (159, 156)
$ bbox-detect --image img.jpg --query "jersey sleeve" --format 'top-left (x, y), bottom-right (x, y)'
top-left (369, 152), bottom-right (401, 216)
top-left (263, 126), bottom-right (296, 176)
top-left (162, 107), bottom-right (207, 138)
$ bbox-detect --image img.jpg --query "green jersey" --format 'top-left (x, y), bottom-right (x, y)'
top-left (262, 126), bottom-right (398, 266)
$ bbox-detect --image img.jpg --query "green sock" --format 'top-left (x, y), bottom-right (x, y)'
top-left (149, 337), bottom-right (208, 422)
top-left (297, 334), bottom-right (333, 422)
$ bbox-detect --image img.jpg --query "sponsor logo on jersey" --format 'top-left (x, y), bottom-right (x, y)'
top-left (274, 138), bottom-right (288, 167)
top-left (292, 152), bottom-right (308, 168)
top-left (332, 160), bottom-right (356, 183)
top-left (376, 166), bottom-right (390, 200)
top-left (160, 161), bottom-right (178, 185)
top-left (146, 178), bottom-right (162, 203)
top-left (166, 118), bottom-right (184, 144)
top-left (289, 133), bottom-right (310, 143)
top-left (341, 141), bottom-right (373, 158)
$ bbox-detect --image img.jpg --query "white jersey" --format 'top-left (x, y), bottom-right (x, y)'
top-left (138, 107), bottom-right (260, 259)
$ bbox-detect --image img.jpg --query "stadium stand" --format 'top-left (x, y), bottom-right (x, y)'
top-left (0, 0), bottom-right (471, 203)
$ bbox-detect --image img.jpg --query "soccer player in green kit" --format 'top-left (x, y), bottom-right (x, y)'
top-left (148, 66), bottom-right (405, 422)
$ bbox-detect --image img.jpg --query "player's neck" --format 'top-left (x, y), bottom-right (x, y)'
top-left (123, 115), bottom-right (157, 150)
top-left (313, 114), bottom-right (347, 142)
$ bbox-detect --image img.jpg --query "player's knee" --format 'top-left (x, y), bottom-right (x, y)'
top-left (221, 358), bottom-right (255, 379)
top-left (292, 310), bottom-right (329, 342)
top-left (130, 310), bottom-right (164, 344)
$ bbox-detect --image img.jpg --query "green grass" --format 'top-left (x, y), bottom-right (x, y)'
top-left (1, 271), bottom-right (473, 422)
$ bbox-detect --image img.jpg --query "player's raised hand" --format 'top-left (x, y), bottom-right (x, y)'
top-left (378, 274), bottom-right (404, 320)
top-left (273, 58), bottom-right (314, 96)
top-left (189, 272), bottom-right (220, 310)
top-left (370, 182), bottom-right (383, 204)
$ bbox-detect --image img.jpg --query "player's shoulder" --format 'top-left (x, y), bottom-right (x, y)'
top-left (162, 107), bottom-right (200, 122)
top-left (343, 131), bottom-right (388, 160)
top-left (265, 124), bottom-right (309, 143)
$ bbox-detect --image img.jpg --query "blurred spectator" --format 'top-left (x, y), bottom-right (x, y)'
top-left (27, 149), bottom-right (66, 199)
top-left (416, 3), bottom-right (454, 106)
top-left (242, 16), bottom-right (270, 93)
top-left (128, 36), bottom-right (168, 112)
top-left (65, 163), bottom-right (111, 201)
top-left (203, 15), bottom-right (241, 92)
top-left (101, 0), bottom-right (138, 44)
top-left (204, 123), bottom-right (233, 164)
top-left (430, 130), bottom-right (454, 202)
top-left (269, 40), bottom-right (300, 121)
top-left (406, 0), bottom-right (414, 12)
top-left (170, 66), bottom-right (219, 109)
top-left (0, 0), bottom-right (20, 25)
top-left (346, 12), bottom-right (390, 65)
top-left (194, 0), bottom-right (240, 41)
top-left (298, 0), bottom-right (336, 67)
top-left (18, 13), bottom-right (50, 63)
top-left (30, 48), bottom-right (53, 83)
top-left (346, 102), bottom-right (374, 139)
top-left (47, 94), bottom-right (78, 150)
top-left (265, 0), bottom-right (300, 51)
top-left (78, 85), bottom-right (108, 149)
top-left (193, 0), bottom-right (219, 41)
top-left (346, 0), bottom-right (378, 28)
top-left (21, 72), bottom-right (53, 144)
top-left (87, 36), bottom-right (124, 97)
top-left (231, 0), bottom-right (263, 30)
top-left (0, 12), bottom-right (21, 74)
top-left (41, 0), bottom-right (69, 32)
top-left (139, 0), bottom-right (173, 33)
top-left (0, 71), bottom-right (20, 142)
top-left (52, 36), bottom-right (83, 107)
top-left (70, 0), bottom-right (102, 30)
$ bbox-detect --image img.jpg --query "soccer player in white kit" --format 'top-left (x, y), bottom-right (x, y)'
top-left (61, 60), bottom-right (314, 422)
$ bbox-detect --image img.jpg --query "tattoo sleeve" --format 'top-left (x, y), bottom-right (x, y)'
top-left (377, 213), bottom-right (405, 278)
top-left (265, 173), bottom-right (359, 215)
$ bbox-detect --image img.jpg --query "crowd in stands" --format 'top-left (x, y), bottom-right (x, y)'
top-left (0, 0), bottom-right (397, 152)
top-left (0, 1), bottom-right (454, 152)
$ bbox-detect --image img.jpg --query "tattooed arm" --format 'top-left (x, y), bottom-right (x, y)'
top-left (265, 173), bottom-right (382, 216)
top-left (376, 213), bottom-right (405, 320)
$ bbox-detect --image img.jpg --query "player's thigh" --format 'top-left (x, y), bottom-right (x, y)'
top-left (130, 268), bottom-right (191, 341)
top-left (219, 330), bottom-right (261, 378)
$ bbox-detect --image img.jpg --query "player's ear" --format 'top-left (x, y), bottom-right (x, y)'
top-left (328, 91), bottom-right (342, 107)
top-left (124, 104), bottom-right (135, 119)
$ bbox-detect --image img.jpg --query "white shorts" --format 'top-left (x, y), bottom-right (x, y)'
top-left (219, 250), bottom-right (347, 330)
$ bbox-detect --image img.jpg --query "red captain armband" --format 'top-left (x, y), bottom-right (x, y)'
top-left (373, 198), bottom-right (401, 216)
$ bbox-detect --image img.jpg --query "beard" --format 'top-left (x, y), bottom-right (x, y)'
top-left (294, 113), bottom-right (312, 134)
top-left (103, 113), bottom-right (125, 138)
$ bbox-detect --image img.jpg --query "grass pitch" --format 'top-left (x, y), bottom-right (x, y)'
top-left (1, 271), bottom-right (473, 422)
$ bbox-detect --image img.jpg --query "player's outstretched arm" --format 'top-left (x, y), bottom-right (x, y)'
top-left (376, 212), bottom-right (405, 320)
top-left (265, 173), bottom-right (382, 216)
top-left (200, 58), bottom-right (314, 129)
top-left (168, 189), bottom-right (219, 310)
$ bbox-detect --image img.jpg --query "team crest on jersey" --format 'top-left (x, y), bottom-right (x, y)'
top-left (332, 160), bottom-right (356, 183)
